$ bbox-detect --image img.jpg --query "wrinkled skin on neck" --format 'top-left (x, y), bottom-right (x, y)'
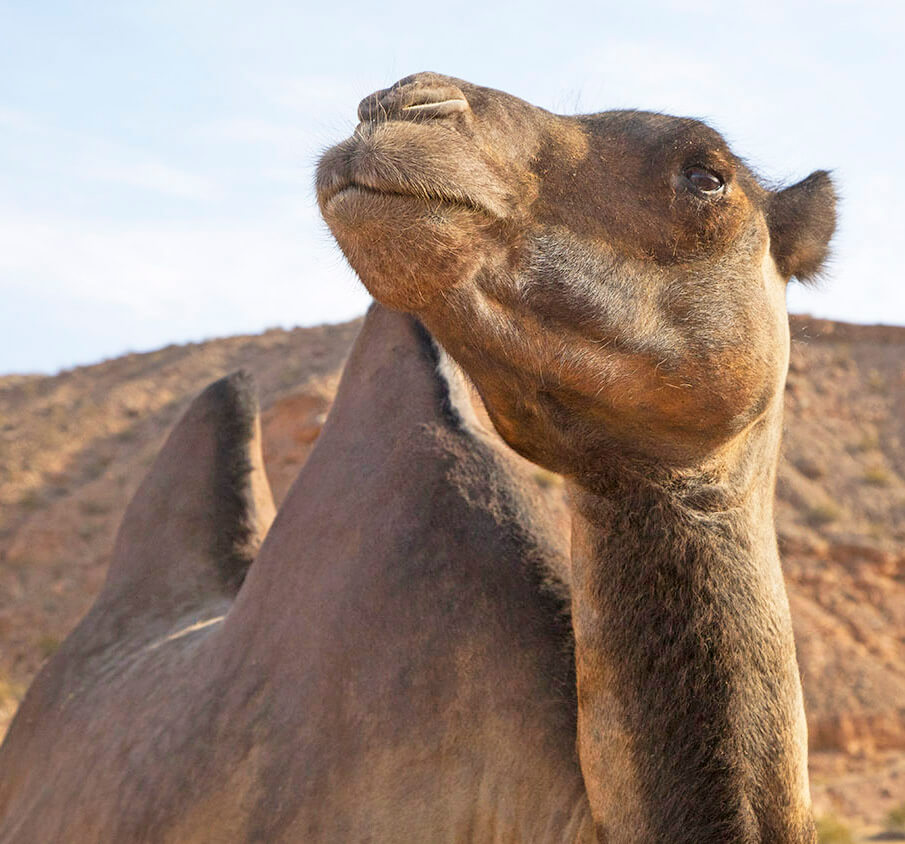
top-left (319, 72), bottom-right (836, 842)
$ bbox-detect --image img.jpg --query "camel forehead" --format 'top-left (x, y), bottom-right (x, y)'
top-left (579, 110), bottom-right (727, 145)
top-left (466, 81), bottom-right (742, 166)
top-left (544, 110), bottom-right (755, 189)
top-left (432, 74), bottom-right (724, 136)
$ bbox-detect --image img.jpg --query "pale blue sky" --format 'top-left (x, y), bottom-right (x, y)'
top-left (1, 0), bottom-right (902, 373)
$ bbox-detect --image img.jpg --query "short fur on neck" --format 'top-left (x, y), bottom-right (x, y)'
top-left (568, 409), bottom-right (813, 843)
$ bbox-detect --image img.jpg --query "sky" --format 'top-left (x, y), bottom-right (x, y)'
top-left (1, 0), bottom-right (902, 374)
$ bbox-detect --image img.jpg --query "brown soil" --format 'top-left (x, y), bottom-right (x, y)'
top-left (1, 313), bottom-right (904, 838)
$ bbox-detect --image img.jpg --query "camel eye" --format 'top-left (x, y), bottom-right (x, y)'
top-left (684, 166), bottom-right (724, 195)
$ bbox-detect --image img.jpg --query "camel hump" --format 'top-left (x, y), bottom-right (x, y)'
top-left (101, 371), bottom-right (276, 613)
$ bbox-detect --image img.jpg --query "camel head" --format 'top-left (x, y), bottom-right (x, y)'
top-left (318, 72), bottom-right (836, 476)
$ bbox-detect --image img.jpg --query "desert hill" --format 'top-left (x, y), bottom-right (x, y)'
top-left (1, 313), bottom-right (904, 836)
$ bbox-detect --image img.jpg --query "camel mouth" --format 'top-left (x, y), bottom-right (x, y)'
top-left (316, 130), bottom-right (510, 222)
top-left (318, 178), bottom-right (409, 209)
top-left (319, 179), bottom-right (486, 216)
top-left (320, 182), bottom-right (392, 207)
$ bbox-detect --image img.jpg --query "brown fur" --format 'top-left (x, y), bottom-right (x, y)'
top-left (318, 72), bottom-right (837, 842)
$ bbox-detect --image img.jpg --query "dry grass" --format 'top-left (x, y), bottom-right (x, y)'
top-left (78, 499), bottom-right (111, 517)
top-left (863, 466), bottom-right (892, 487)
top-left (849, 430), bottom-right (881, 454)
top-left (867, 369), bottom-right (887, 392)
top-left (808, 502), bottom-right (842, 527)
top-left (532, 468), bottom-right (560, 489)
top-left (815, 814), bottom-right (854, 844)
top-left (37, 635), bottom-right (61, 660)
top-left (17, 489), bottom-right (44, 511)
top-left (0, 676), bottom-right (25, 708)
top-left (885, 803), bottom-right (905, 833)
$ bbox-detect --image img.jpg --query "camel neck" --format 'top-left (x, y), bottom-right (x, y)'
top-left (567, 439), bottom-right (814, 843)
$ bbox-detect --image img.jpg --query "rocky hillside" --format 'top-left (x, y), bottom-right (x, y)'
top-left (1, 313), bottom-right (904, 837)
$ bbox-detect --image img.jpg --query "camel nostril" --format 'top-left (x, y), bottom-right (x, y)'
top-left (357, 79), bottom-right (470, 123)
top-left (401, 97), bottom-right (468, 118)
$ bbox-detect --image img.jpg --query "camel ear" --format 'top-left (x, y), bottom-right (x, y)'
top-left (766, 170), bottom-right (837, 283)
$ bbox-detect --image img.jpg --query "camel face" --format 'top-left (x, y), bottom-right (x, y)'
top-left (318, 72), bottom-right (836, 473)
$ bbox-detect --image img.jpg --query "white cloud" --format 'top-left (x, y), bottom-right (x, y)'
top-left (195, 117), bottom-right (317, 153)
top-left (259, 73), bottom-right (367, 114)
top-left (0, 107), bottom-right (41, 132)
top-left (0, 207), bottom-right (369, 342)
top-left (0, 107), bottom-right (225, 202)
top-left (85, 159), bottom-right (220, 201)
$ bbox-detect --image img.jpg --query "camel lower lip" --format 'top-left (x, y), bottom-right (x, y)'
top-left (323, 183), bottom-right (482, 215)
top-left (324, 183), bottom-right (411, 206)
top-left (326, 184), bottom-right (366, 204)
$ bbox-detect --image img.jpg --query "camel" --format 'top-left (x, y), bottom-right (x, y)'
top-left (0, 304), bottom-right (595, 841)
top-left (317, 72), bottom-right (836, 842)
